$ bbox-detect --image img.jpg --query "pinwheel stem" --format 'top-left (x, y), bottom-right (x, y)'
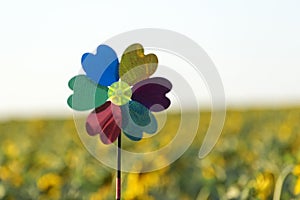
top-left (116, 135), bottom-right (121, 200)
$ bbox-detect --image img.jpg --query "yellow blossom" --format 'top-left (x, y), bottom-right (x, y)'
top-left (293, 164), bottom-right (300, 176)
top-left (294, 177), bottom-right (300, 195)
top-left (37, 173), bottom-right (62, 199)
top-left (2, 140), bottom-right (19, 158)
top-left (253, 172), bottom-right (274, 200)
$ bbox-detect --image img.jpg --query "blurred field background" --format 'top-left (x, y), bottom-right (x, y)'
top-left (1, 108), bottom-right (300, 200)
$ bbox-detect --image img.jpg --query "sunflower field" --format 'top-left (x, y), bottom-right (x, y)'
top-left (1, 108), bottom-right (300, 200)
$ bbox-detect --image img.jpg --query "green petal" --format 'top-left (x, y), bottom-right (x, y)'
top-left (67, 75), bottom-right (108, 111)
top-left (119, 43), bottom-right (158, 85)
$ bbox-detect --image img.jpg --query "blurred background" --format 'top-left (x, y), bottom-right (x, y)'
top-left (0, 0), bottom-right (300, 199)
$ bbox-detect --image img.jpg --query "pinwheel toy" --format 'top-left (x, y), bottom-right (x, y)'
top-left (67, 43), bottom-right (172, 199)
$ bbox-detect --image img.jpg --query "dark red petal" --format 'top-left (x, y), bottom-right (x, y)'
top-left (86, 101), bottom-right (122, 144)
top-left (131, 77), bottom-right (172, 112)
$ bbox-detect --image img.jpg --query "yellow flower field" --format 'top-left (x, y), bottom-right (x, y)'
top-left (0, 108), bottom-right (300, 199)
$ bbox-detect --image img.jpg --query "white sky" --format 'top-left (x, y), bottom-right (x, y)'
top-left (0, 0), bottom-right (299, 118)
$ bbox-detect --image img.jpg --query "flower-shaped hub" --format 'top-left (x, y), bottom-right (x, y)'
top-left (108, 81), bottom-right (132, 106)
top-left (68, 43), bottom-right (172, 144)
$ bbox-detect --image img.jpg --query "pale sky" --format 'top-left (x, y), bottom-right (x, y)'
top-left (0, 0), bottom-right (299, 118)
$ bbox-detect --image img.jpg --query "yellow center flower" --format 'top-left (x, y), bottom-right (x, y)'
top-left (108, 81), bottom-right (132, 106)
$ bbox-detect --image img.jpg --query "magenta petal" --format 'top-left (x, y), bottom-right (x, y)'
top-left (86, 101), bottom-right (122, 144)
top-left (131, 77), bottom-right (172, 112)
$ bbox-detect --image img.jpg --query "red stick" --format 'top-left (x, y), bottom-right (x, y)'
top-left (116, 135), bottom-right (121, 200)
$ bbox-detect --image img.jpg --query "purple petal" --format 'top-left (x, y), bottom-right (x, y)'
top-left (131, 77), bottom-right (172, 112)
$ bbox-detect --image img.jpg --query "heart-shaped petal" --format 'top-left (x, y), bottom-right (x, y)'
top-left (128, 101), bottom-right (151, 127)
top-left (119, 43), bottom-right (158, 85)
top-left (131, 77), bottom-right (172, 112)
top-left (67, 75), bottom-right (108, 111)
top-left (86, 101), bottom-right (122, 144)
top-left (121, 102), bottom-right (157, 141)
top-left (82, 44), bottom-right (119, 86)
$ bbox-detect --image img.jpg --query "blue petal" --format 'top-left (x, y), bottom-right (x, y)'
top-left (81, 45), bottom-right (119, 86)
top-left (121, 101), bottom-right (158, 141)
top-left (128, 101), bottom-right (151, 126)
